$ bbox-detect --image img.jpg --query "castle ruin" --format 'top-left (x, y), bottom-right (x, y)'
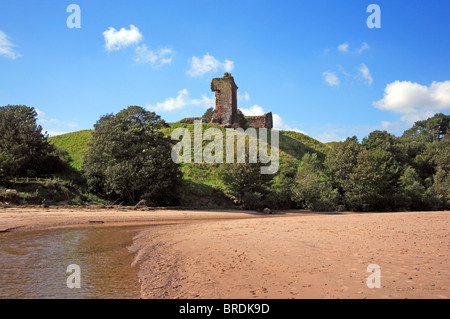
top-left (210, 73), bottom-right (273, 129)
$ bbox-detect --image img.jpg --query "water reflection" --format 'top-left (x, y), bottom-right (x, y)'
top-left (0, 226), bottom-right (142, 299)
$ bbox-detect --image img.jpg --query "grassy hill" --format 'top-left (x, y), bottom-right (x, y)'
top-left (48, 123), bottom-right (330, 206)
top-left (48, 130), bottom-right (93, 170)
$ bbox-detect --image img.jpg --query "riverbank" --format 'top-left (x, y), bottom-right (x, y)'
top-left (1, 207), bottom-right (448, 299)
top-left (0, 206), bottom-right (271, 232)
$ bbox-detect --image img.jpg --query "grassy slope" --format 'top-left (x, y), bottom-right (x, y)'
top-left (48, 124), bottom-right (330, 206)
top-left (48, 130), bottom-right (93, 170)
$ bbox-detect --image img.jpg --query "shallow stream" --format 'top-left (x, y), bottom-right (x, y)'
top-left (0, 226), bottom-right (143, 298)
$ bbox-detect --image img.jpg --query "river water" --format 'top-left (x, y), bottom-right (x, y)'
top-left (0, 226), bottom-right (143, 299)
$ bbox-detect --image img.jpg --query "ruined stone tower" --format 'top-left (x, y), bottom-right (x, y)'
top-left (211, 73), bottom-right (238, 127)
top-left (208, 72), bottom-right (273, 129)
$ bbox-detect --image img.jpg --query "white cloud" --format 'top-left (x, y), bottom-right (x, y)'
top-left (381, 121), bottom-right (393, 129)
top-left (358, 42), bottom-right (370, 54)
top-left (380, 121), bottom-right (404, 132)
top-left (237, 91), bottom-right (250, 102)
top-left (44, 129), bottom-right (71, 137)
top-left (273, 114), bottom-right (306, 134)
top-left (241, 105), bottom-right (306, 134)
top-left (187, 53), bottom-right (235, 77)
top-left (39, 118), bottom-right (79, 128)
top-left (103, 25), bottom-right (143, 52)
top-left (323, 71), bottom-right (340, 86)
top-left (240, 105), bottom-right (265, 116)
top-left (36, 110), bottom-right (79, 136)
top-left (337, 64), bottom-right (351, 78)
top-left (374, 80), bottom-right (450, 124)
top-left (223, 59), bottom-right (234, 72)
top-left (337, 42), bottom-right (349, 53)
top-left (314, 132), bottom-right (346, 143)
top-left (359, 63), bottom-right (373, 85)
top-left (35, 108), bottom-right (45, 118)
top-left (147, 89), bottom-right (215, 112)
top-left (0, 30), bottom-right (21, 59)
top-left (134, 45), bottom-right (174, 67)
top-left (337, 42), bottom-right (370, 54)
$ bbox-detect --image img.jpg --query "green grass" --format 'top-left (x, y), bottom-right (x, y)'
top-left (49, 123), bottom-right (330, 175)
top-left (326, 141), bottom-right (341, 149)
top-left (47, 123), bottom-right (330, 206)
top-left (48, 130), bottom-right (93, 170)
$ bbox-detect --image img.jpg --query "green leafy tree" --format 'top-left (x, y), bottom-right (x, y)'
top-left (362, 130), bottom-right (397, 151)
top-left (344, 148), bottom-right (401, 211)
top-left (0, 104), bottom-right (67, 177)
top-left (219, 161), bottom-right (273, 209)
top-left (0, 152), bottom-right (15, 184)
top-left (425, 137), bottom-right (450, 209)
top-left (399, 166), bottom-right (431, 210)
top-left (83, 106), bottom-right (182, 205)
top-left (266, 156), bottom-right (298, 209)
top-left (323, 136), bottom-right (363, 193)
top-left (292, 153), bottom-right (340, 211)
top-left (430, 168), bottom-right (450, 209)
top-left (402, 113), bottom-right (450, 142)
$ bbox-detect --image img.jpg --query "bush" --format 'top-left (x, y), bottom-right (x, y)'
top-left (234, 109), bottom-right (248, 129)
top-left (219, 162), bottom-right (273, 210)
top-left (202, 108), bottom-right (214, 123)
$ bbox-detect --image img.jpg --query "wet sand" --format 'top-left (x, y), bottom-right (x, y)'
top-left (1, 207), bottom-right (449, 299)
top-left (0, 206), bottom-right (266, 232)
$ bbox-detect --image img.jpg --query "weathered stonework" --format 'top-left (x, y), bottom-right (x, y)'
top-left (211, 73), bottom-right (238, 127)
top-left (246, 112), bottom-right (273, 129)
top-left (209, 73), bottom-right (274, 129)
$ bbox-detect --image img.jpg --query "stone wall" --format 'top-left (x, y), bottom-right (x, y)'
top-left (210, 73), bottom-right (238, 127)
top-left (246, 112), bottom-right (273, 129)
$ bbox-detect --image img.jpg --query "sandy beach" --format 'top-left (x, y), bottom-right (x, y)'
top-left (1, 207), bottom-right (449, 299)
top-left (130, 210), bottom-right (449, 299)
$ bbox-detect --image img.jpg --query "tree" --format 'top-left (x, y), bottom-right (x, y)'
top-left (402, 113), bottom-right (450, 142)
top-left (344, 148), bottom-right (401, 211)
top-left (219, 161), bottom-right (273, 209)
top-left (83, 106), bottom-right (182, 205)
top-left (292, 153), bottom-right (340, 211)
top-left (362, 130), bottom-right (396, 151)
top-left (323, 136), bottom-right (363, 193)
top-left (424, 138), bottom-right (450, 209)
top-left (0, 152), bottom-right (15, 184)
top-left (0, 105), bottom-right (63, 177)
top-left (399, 166), bottom-right (429, 210)
top-left (266, 156), bottom-right (298, 209)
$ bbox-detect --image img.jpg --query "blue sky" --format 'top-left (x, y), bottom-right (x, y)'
top-left (0, 0), bottom-right (449, 142)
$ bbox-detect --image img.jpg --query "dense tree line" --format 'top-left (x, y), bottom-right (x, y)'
top-left (290, 113), bottom-right (450, 211)
top-left (1, 104), bottom-right (448, 211)
top-left (219, 113), bottom-right (449, 212)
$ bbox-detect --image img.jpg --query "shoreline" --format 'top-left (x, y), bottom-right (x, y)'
top-left (0, 206), bottom-right (272, 233)
top-left (2, 205), bottom-right (444, 233)
top-left (1, 207), bottom-right (448, 299)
